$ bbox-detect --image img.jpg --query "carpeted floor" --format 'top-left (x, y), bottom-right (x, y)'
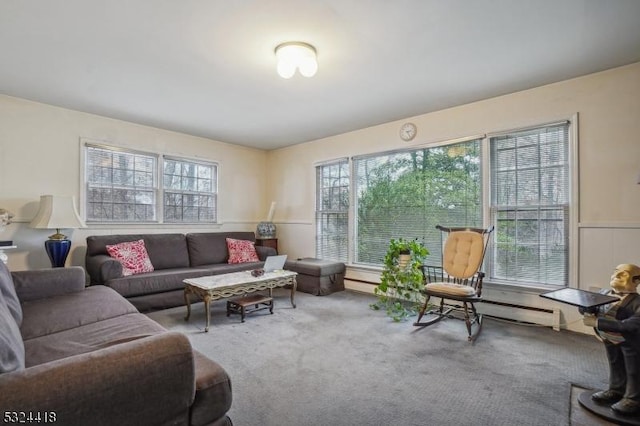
top-left (147, 289), bottom-right (609, 426)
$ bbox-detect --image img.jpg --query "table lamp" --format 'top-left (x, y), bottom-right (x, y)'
top-left (30, 195), bottom-right (86, 267)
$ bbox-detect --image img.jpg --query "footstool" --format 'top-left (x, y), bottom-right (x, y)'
top-left (226, 294), bottom-right (273, 322)
top-left (284, 258), bottom-right (345, 295)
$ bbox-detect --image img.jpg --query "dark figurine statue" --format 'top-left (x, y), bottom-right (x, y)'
top-left (583, 263), bottom-right (640, 416)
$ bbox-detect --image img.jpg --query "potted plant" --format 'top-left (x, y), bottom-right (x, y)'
top-left (371, 238), bottom-right (429, 322)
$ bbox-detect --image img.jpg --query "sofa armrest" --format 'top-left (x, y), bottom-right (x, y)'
top-left (11, 266), bottom-right (86, 302)
top-left (85, 254), bottom-right (123, 285)
top-left (0, 332), bottom-right (195, 426)
top-left (255, 246), bottom-right (277, 260)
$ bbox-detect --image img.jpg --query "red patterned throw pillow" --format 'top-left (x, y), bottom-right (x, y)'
top-left (106, 239), bottom-right (154, 276)
top-left (226, 238), bottom-right (259, 264)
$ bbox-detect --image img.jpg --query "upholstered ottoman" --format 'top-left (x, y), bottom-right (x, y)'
top-left (285, 258), bottom-right (345, 295)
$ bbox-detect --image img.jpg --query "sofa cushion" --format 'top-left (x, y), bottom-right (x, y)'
top-left (0, 296), bottom-right (25, 373)
top-left (106, 267), bottom-right (214, 298)
top-left (191, 350), bottom-right (233, 426)
top-left (23, 313), bottom-right (166, 367)
top-left (0, 261), bottom-right (21, 325)
top-left (226, 238), bottom-right (259, 264)
top-left (20, 286), bottom-right (138, 341)
top-left (87, 234), bottom-right (190, 270)
top-left (107, 239), bottom-right (155, 276)
top-left (142, 233), bottom-right (191, 269)
top-left (187, 232), bottom-right (256, 267)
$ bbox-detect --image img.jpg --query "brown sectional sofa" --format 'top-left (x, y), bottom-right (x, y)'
top-left (86, 231), bottom-right (276, 311)
top-left (0, 262), bottom-right (233, 426)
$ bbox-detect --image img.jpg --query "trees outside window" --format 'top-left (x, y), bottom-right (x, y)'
top-left (354, 139), bottom-right (482, 267)
top-left (84, 142), bottom-right (217, 224)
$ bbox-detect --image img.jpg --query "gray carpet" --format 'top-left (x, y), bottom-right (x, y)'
top-left (147, 289), bottom-right (609, 426)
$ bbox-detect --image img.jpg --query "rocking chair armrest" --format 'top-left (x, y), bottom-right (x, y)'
top-left (421, 265), bottom-right (444, 283)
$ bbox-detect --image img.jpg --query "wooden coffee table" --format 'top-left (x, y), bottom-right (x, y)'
top-left (183, 270), bottom-right (297, 331)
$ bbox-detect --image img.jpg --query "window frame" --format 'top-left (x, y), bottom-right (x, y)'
top-left (315, 158), bottom-right (350, 262)
top-left (486, 121), bottom-right (572, 287)
top-left (163, 155), bottom-right (218, 224)
top-left (81, 139), bottom-right (219, 225)
top-left (315, 117), bottom-right (578, 290)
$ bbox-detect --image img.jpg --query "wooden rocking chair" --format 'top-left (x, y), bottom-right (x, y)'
top-left (414, 225), bottom-right (494, 342)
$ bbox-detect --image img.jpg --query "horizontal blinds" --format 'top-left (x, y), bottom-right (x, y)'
top-left (315, 159), bottom-right (349, 262)
top-left (354, 139), bottom-right (483, 266)
top-left (489, 123), bottom-right (570, 285)
top-left (163, 158), bottom-right (217, 223)
top-left (85, 145), bottom-right (157, 222)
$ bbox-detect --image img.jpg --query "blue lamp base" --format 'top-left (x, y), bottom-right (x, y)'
top-left (44, 239), bottom-right (71, 268)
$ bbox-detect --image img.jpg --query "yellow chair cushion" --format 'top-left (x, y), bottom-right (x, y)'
top-left (442, 231), bottom-right (485, 279)
top-left (426, 282), bottom-right (477, 297)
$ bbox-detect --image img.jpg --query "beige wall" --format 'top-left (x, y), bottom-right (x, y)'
top-left (267, 62), bottom-right (640, 332)
top-left (1, 62), bottom-right (639, 333)
top-left (0, 95), bottom-right (269, 270)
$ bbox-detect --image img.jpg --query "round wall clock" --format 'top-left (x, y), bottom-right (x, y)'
top-left (400, 122), bottom-right (417, 141)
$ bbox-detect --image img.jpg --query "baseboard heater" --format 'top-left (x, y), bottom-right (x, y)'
top-left (345, 278), bottom-right (561, 331)
top-left (478, 299), bottom-right (560, 331)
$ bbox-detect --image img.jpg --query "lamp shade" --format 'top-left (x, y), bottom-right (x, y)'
top-left (30, 195), bottom-right (86, 230)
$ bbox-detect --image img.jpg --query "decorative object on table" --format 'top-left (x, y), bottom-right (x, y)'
top-left (251, 269), bottom-right (265, 277)
top-left (0, 208), bottom-right (14, 245)
top-left (0, 208), bottom-right (13, 228)
top-left (256, 201), bottom-right (277, 238)
top-left (30, 195), bottom-right (86, 267)
top-left (370, 238), bottom-right (428, 322)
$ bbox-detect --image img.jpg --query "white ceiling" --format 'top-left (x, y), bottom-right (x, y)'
top-left (1, 1), bottom-right (640, 150)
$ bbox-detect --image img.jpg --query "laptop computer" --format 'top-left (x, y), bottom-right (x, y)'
top-left (263, 254), bottom-right (287, 272)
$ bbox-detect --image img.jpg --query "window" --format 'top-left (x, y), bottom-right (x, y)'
top-left (315, 160), bottom-right (349, 261)
top-left (163, 157), bottom-right (217, 223)
top-left (317, 120), bottom-right (573, 288)
top-left (85, 145), bottom-right (157, 222)
top-left (489, 123), bottom-right (570, 286)
top-left (353, 139), bottom-right (482, 266)
top-left (84, 143), bottom-right (217, 224)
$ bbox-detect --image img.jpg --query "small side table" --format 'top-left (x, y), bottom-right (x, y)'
top-left (255, 238), bottom-right (278, 253)
top-left (0, 245), bottom-right (17, 265)
top-left (226, 294), bottom-right (274, 323)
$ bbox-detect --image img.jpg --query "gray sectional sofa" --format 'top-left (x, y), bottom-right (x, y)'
top-left (86, 231), bottom-right (276, 311)
top-left (0, 262), bottom-right (233, 426)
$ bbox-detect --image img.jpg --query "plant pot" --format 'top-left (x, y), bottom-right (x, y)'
top-left (398, 253), bottom-right (411, 270)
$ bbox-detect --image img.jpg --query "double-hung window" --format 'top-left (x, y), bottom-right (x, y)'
top-left (85, 145), bottom-right (157, 222)
top-left (84, 142), bottom-right (218, 224)
top-left (163, 157), bottom-right (217, 223)
top-left (315, 159), bottom-right (349, 262)
top-left (489, 123), bottom-right (570, 286)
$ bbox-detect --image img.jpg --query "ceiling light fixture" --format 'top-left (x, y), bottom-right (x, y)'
top-left (275, 42), bottom-right (318, 79)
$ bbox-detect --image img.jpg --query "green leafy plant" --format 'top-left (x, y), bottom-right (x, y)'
top-left (370, 238), bottom-right (429, 322)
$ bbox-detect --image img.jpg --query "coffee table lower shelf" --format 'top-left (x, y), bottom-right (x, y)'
top-left (227, 294), bottom-right (274, 322)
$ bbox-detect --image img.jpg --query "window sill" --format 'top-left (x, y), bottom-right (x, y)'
top-left (483, 280), bottom-right (565, 295)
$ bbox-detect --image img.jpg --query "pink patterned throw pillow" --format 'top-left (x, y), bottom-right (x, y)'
top-left (106, 239), bottom-right (154, 276)
top-left (226, 238), bottom-right (259, 264)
